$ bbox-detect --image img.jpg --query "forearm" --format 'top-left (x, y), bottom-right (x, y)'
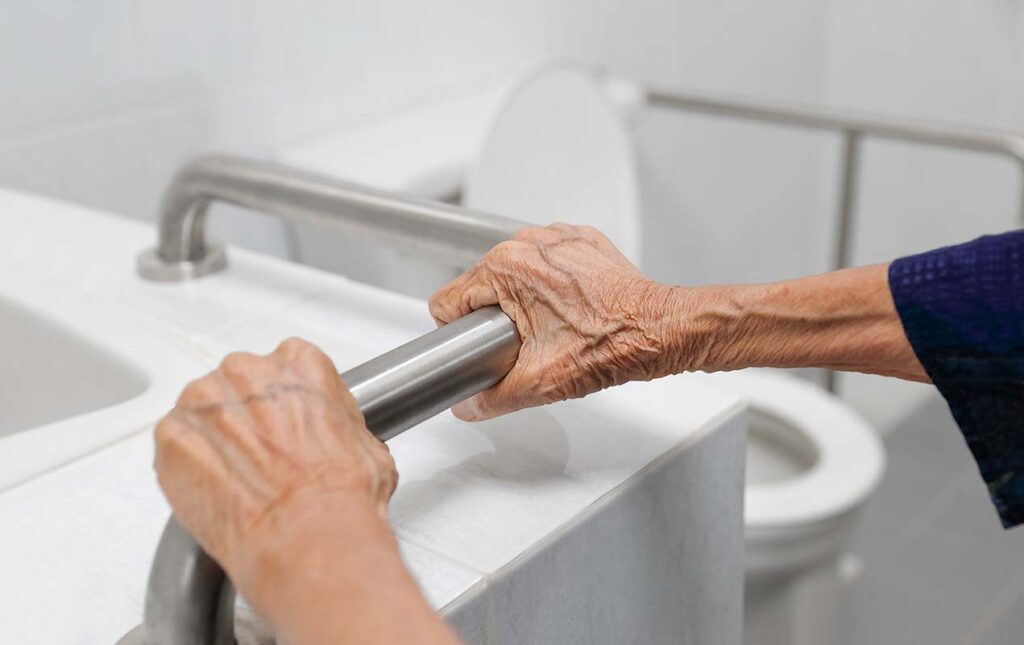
top-left (655, 263), bottom-right (928, 381)
top-left (248, 494), bottom-right (461, 645)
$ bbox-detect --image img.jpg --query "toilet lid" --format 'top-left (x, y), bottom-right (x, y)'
top-left (465, 62), bottom-right (642, 263)
top-left (704, 370), bottom-right (886, 529)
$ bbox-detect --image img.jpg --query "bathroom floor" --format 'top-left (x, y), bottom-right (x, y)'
top-left (837, 393), bottom-right (1024, 644)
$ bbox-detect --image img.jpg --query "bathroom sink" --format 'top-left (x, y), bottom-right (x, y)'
top-left (0, 280), bottom-right (209, 492)
top-left (0, 294), bottom-right (147, 437)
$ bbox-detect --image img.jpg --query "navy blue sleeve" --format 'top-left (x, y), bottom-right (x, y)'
top-left (889, 231), bottom-right (1024, 528)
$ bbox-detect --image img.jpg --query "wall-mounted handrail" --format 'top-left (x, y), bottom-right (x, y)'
top-left (122, 154), bottom-right (529, 643)
top-left (136, 155), bottom-right (525, 281)
top-left (646, 89), bottom-right (1024, 164)
top-left (645, 87), bottom-right (1024, 270)
top-left (643, 86), bottom-right (1024, 391)
top-left (125, 87), bottom-right (1024, 641)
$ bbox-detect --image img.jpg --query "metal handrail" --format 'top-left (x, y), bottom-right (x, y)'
top-left (643, 86), bottom-right (1024, 390)
top-left (644, 87), bottom-right (1024, 271)
top-left (123, 154), bottom-right (529, 643)
top-left (136, 155), bottom-right (525, 281)
top-left (120, 306), bottom-right (521, 644)
top-left (125, 88), bottom-right (1024, 641)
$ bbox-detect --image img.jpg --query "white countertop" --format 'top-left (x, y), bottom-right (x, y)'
top-left (0, 189), bottom-right (745, 643)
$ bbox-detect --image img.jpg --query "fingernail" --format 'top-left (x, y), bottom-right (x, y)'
top-left (452, 402), bottom-right (480, 422)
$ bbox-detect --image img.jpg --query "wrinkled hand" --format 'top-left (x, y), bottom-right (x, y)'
top-left (429, 223), bottom-right (680, 421)
top-left (154, 338), bottom-right (398, 615)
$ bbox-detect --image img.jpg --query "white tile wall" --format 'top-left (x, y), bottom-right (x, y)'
top-left (0, 0), bottom-right (832, 265)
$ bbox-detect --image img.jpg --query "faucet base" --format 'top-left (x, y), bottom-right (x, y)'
top-left (137, 246), bottom-right (227, 282)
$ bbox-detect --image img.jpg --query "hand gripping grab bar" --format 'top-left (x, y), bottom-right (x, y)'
top-left (120, 305), bottom-right (520, 645)
top-left (121, 155), bottom-right (527, 643)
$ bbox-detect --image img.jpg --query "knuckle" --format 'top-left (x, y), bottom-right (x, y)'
top-left (220, 351), bottom-right (257, 376)
top-left (179, 376), bottom-right (216, 405)
top-left (512, 226), bottom-right (544, 242)
top-left (428, 294), bottom-right (449, 320)
top-left (489, 240), bottom-right (516, 259)
top-left (295, 339), bottom-right (334, 370)
top-left (277, 336), bottom-right (312, 357)
top-left (153, 417), bottom-right (178, 448)
top-left (490, 240), bottom-right (528, 264)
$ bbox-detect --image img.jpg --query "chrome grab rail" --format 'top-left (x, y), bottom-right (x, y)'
top-left (644, 87), bottom-right (1024, 272)
top-left (126, 86), bottom-right (1024, 640)
top-left (640, 85), bottom-right (1024, 391)
top-left (136, 155), bottom-right (525, 281)
top-left (122, 305), bottom-right (520, 644)
top-left (124, 155), bottom-right (527, 643)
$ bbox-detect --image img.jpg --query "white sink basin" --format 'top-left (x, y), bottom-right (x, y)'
top-left (0, 280), bottom-right (209, 492)
top-left (0, 294), bottom-right (147, 437)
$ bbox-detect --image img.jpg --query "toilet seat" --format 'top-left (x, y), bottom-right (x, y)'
top-left (465, 61), bottom-right (642, 263)
top-left (705, 369), bottom-right (885, 531)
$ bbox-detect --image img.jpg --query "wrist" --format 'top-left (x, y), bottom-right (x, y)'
top-left (239, 488), bottom-right (400, 624)
top-left (636, 282), bottom-right (751, 376)
top-left (625, 281), bottom-right (720, 379)
top-left (241, 489), bottom-right (458, 645)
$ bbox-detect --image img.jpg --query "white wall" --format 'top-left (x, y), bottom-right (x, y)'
top-left (824, 0), bottom-right (1024, 429)
top-left (0, 1), bottom-right (831, 262)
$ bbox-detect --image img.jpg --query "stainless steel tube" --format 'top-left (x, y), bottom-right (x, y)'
top-left (137, 155), bottom-right (525, 281)
top-left (346, 306), bottom-right (521, 441)
top-left (122, 306), bottom-right (520, 644)
top-left (646, 88), bottom-right (1024, 162)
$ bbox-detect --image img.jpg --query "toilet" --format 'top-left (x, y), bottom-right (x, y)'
top-left (464, 61), bottom-right (886, 645)
top-left (702, 369), bottom-right (883, 645)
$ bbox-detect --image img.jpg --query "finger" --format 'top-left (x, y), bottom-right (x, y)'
top-left (451, 395), bottom-right (487, 422)
top-left (213, 351), bottom-right (268, 401)
top-left (515, 224), bottom-right (569, 244)
top-left (183, 403), bottom-right (282, 499)
top-left (278, 338), bottom-right (347, 397)
top-left (545, 221), bottom-right (580, 236)
top-left (429, 266), bottom-right (501, 324)
top-left (450, 374), bottom-right (522, 422)
top-left (176, 374), bottom-right (224, 408)
top-left (154, 417), bottom-right (242, 562)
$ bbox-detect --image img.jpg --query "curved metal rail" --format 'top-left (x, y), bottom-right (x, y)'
top-left (136, 155), bottom-right (524, 281)
top-left (121, 306), bottom-right (520, 644)
top-left (124, 153), bottom-right (529, 643)
top-left (640, 85), bottom-right (1024, 391)
top-left (125, 84), bottom-right (1024, 640)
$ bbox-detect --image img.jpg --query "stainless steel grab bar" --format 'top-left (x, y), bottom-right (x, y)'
top-left (638, 84), bottom-right (1024, 391)
top-left (120, 305), bottom-right (520, 644)
top-left (136, 155), bottom-right (525, 281)
top-left (644, 86), bottom-right (1024, 272)
top-left (122, 154), bottom-right (529, 643)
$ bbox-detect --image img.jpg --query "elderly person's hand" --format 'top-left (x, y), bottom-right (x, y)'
top-left (154, 338), bottom-right (459, 645)
top-left (429, 223), bottom-right (690, 421)
top-left (431, 223), bottom-right (927, 423)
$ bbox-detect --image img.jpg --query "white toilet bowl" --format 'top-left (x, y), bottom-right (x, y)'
top-left (733, 370), bottom-right (884, 576)
top-left (465, 61), bottom-right (886, 645)
top-left (703, 369), bottom-right (883, 645)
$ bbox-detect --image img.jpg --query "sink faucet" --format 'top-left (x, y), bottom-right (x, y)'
top-left (136, 155), bottom-right (524, 281)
